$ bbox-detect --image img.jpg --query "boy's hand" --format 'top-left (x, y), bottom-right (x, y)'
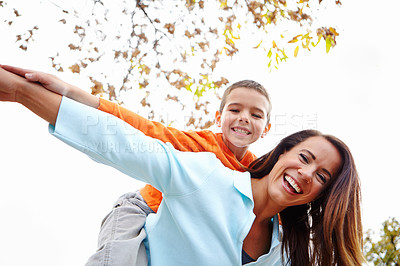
top-left (0, 65), bottom-right (71, 97)
top-left (0, 66), bottom-right (62, 125)
top-left (1, 64), bottom-right (100, 108)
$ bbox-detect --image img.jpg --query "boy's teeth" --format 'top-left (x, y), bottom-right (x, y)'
top-left (233, 128), bottom-right (249, 134)
top-left (285, 175), bottom-right (301, 193)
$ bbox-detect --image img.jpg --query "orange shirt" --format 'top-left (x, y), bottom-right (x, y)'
top-left (98, 98), bottom-right (257, 212)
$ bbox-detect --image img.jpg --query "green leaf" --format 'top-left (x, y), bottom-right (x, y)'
top-left (301, 33), bottom-right (309, 40)
top-left (186, 82), bottom-right (193, 92)
top-left (326, 37), bottom-right (332, 53)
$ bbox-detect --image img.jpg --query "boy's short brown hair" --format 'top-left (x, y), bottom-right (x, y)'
top-left (219, 80), bottom-right (272, 123)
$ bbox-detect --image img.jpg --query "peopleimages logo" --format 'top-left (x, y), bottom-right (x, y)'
top-left (270, 112), bottom-right (318, 136)
top-left (78, 113), bottom-right (174, 153)
top-left (81, 115), bottom-right (144, 136)
top-left (86, 139), bottom-right (170, 154)
top-left (79, 111), bottom-right (318, 139)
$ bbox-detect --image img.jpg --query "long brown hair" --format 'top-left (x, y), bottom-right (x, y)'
top-left (247, 130), bottom-right (365, 265)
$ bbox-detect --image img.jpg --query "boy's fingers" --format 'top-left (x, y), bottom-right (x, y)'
top-left (1, 65), bottom-right (34, 78)
top-left (1, 65), bottom-right (44, 84)
top-left (26, 72), bottom-right (50, 85)
top-left (25, 73), bottom-right (37, 81)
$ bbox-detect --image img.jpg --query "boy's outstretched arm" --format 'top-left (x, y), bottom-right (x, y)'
top-left (0, 66), bottom-right (61, 125)
top-left (1, 65), bottom-right (210, 152)
top-left (1, 64), bottom-right (99, 108)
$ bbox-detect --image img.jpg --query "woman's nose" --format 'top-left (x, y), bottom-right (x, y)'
top-left (298, 167), bottom-right (312, 184)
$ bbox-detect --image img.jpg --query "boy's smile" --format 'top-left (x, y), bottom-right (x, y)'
top-left (216, 87), bottom-right (271, 160)
top-left (231, 126), bottom-right (251, 136)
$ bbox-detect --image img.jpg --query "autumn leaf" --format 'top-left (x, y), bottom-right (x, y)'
top-left (213, 77), bottom-right (229, 88)
top-left (202, 120), bottom-right (214, 129)
top-left (69, 63), bottom-right (80, 73)
top-left (132, 49), bottom-right (140, 58)
top-left (139, 79), bottom-right (149, 89)
top-left (288, 34), bottom-right (302, 43)
top-left (220, 0), bottom-right (228, 9)
top-left (294, 46), bottom-right (299, 57)
top-left (301, 33), bottom-right (310, 40)
top-left (164, 23), bottom-right (175, 34)
top-left (166, 94), bottom-right (179, 102)
top-left (254, 40), bottom-right (263, 49)
top-left (326, 38), bottom-right (332, 53)
top-left (108, 85), bottom-right (116, 101)
top-left (68, 44), bottom-right (80, 51)
top-left (140, 96), bottom-right (150, 107)
top-left (89, 78), bottom-right (104, 95)
top-left (329, 27), bottom-right (339, 36)
top-left (199, 0), bottom-right (205, 9)
top-left (186, 117), bottom-right (196, 127)
top-left (13, 8), bottom-right (20, 17)
top-left (198, 42), bottom-right (209, 52)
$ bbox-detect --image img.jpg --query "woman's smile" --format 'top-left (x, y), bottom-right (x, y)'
top-left (267, 136), bottom-right (342, 207)
top-left (282, 174), bottom-right (303, 194)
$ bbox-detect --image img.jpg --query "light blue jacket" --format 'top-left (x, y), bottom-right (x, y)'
top-left (49, 97), bottom-right (285, 265)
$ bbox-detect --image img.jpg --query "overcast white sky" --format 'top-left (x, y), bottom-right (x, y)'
top-left (1, 0), bottom-right (399, 265)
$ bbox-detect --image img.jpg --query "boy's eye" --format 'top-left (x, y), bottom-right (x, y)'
top-left (317, 173), bottom-right (327, 184)
top-left (229, 109), bottom-right (239, 113)
top-left (252, 113), bottom-right (262, 119)
top-left (299, 153), bottom-right (309, 163)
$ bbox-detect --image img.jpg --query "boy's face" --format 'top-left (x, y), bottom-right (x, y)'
top-left (215, 87), bottom-right (271, 157)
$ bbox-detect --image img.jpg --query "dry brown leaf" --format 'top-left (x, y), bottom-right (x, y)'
top-left (69, 64), bottom-right (80, 74)
top-left (90, 78), bottom-right (104, 95)
top-left (164, 23), bottom-right (175, 34)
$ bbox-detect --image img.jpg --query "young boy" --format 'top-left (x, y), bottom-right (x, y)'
top-left (1, 65), bottom-right (272, 266)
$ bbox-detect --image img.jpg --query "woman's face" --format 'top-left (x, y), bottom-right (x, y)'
top-left (267, 136), bottom-right (342, 208)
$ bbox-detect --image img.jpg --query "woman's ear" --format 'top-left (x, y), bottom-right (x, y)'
top-left (215, 111), bottom-right (222, 127)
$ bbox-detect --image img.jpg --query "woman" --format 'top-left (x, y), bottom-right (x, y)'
top-left (0, 67), bottom-right (365, 265)
top-left (248, 129), bottom-right (364, 265)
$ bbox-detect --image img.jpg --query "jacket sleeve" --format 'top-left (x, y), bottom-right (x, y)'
top-left (49, 97), bottom-right (216, 194)
top-left (97, 98), bottom-right (204, 152)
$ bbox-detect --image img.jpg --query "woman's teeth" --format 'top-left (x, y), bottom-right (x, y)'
top-left (285, 175), bottom-right (301, 193)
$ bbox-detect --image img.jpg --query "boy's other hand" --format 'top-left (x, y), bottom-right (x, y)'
top-left (0, 65), bottom-right (72, 97)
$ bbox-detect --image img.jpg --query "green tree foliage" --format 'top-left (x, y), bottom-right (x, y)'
top-left (364, 217), bottom-right (400, 266)
top-left (1, 0), bottom-right (340, 128)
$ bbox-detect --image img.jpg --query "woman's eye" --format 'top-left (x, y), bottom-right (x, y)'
top-left (299, 153), bottom-right (309, 163)
top-left (317, 173), bottom-right (327, 184)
